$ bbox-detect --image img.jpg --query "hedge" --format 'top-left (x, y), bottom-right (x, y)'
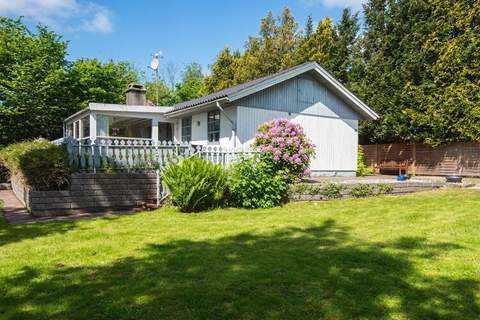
top-left (0, 139), bottom-right (71, 190)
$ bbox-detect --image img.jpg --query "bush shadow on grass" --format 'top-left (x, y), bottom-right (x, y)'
top-left (0, 213), bottom-right (77, 247)
top-left (1, 219), bottom-right (478, 319)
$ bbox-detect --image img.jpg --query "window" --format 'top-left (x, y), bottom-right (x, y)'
top-left (95, 115), bottom-right (151, 138)
top-left (66, 123), bottom-right (74, 137)
top-left (181, 117), bottom-right (192, 142)
top-left (82, 116), bottom-right (90, 138)
top-left (159, 122), bottom-right (173, 141)
top-left (74, 121), bottom-right (80, 138)
top-left (207, 111), bottom-right (220, 142)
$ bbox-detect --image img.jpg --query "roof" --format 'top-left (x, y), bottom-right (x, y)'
top-left (166, 61), bottom-right (379, 120)
top-left (64, 103), bottom-right (173, 122)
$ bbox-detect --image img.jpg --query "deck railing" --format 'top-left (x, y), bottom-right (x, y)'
top-left (63, 137), bottom-right (255, 172)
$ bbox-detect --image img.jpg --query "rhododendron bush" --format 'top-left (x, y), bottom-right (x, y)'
top-left (253, 119), bottom-right (315, 180)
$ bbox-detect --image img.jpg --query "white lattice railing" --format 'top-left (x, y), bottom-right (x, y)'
top-left (63, 137), bottom-right (255, 171)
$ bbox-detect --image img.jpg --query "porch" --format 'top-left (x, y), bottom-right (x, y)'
top-left (64, 103), bottom-right (177, 144)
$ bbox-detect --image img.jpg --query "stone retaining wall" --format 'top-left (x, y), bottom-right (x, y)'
top-left (11, 172), bottom-right (159, 216)
top-left (290, 181), bottom-right (445, 201)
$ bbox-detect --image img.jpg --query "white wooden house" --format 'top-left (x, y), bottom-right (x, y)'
top-left (63, 62), bottom-right (379, 176)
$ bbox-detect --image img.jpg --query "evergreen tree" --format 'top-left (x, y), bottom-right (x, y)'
top-left (359, 0), bottom-right (434, 143)
top-left (411, 0), bottom-right (480, 145)
top-left (304, 15), bottom-right (314, 39)
top-left (204, 48), bottom-right (238, 93)
top-left (276, 7), bottom-right (298, 69)
top-left (295, 18), bottom-right (336, 72)
top-left (331, 8), bottom-right (360, 83)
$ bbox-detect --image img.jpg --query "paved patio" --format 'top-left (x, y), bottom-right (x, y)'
top-left (306, 175), bottom-right (447, 184)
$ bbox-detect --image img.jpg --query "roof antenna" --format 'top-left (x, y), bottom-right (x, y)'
top-left (148, 51), bottom-right (163, 106)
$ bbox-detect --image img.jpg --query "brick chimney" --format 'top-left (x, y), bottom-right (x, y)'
top-left (125, 83), bottom-right (147, 105)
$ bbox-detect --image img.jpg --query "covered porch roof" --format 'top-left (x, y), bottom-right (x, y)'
top-left (64, 103), bottom-right (176, 143)
top-left (64, 103), bottom-right (173, 124)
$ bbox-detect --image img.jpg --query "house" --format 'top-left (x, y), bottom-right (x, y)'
top-left (63, 61), bottom-right (379, 176)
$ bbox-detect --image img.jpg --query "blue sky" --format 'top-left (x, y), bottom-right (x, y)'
top-left (0, 0), bottom-right (363, 81)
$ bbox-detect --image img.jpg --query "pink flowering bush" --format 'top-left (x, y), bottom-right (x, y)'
top-left (253, 119), bottom-right (315, 181)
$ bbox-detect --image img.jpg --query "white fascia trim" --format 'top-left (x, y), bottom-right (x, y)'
top-left (89, 103), bottom-right (173, 114)
top-left (313, 66), bottom-right (379, 120)
top-left (64, 108), bottom-right (89, 123)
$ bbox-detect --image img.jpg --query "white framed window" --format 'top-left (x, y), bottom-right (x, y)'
top-left (207, 111), bottom-right (220, 142)
top-left (181, 117), bottom-right (192, 142)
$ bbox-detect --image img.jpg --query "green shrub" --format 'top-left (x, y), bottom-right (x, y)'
top-left (161, 156), bottom-right (227, 213)
top-left (321, 183), bottom-right (344, 199)
top-left (0, 139), bottom-right (71, 190)
top-left (376, 183), bottom-right (394, 195)
top-left (228, 156), bottom-right (288, 209)
top-left (289, 183), bottom-right (322, 195)
top-left (349, 184), bottom-right (375, 198)
top-left (0, 161), bottom-right (9, 183)
top-left (357, 146), bottom-right (373, 176)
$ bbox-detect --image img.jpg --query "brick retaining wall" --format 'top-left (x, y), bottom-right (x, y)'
top-left (290, 181), bottom-right (445, 201)
top-left (11, 172), bottom-right (159, 216)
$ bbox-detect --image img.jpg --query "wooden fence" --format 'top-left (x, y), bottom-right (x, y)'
top-left (63, 137), bottom-right (255, 172)
top-left (362, 142), bottom-right (480, 177)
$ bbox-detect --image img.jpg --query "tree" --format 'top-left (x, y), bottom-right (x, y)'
top-left (174, 62), bottom-right (206, 102)
top-left (304, 15), bottom-right (314, 39)
top-left (358, 0), bottom-right (435, 144)
top-left (145, 80), bottom-right (175, 106)
top-left (331, 8), bottom-right (360, 83)
top-left (70, 58), bottom-right (138, 109)
top-left (0, 18), bottom-right (141, 145)
top-left (409, 0), bottom-right (480, 145)
top-left (0, 17), bottom-right (73, 144)
top-left (204, 48), bottom-right (238, 93)
top-left (206, 8), bottom-right (301, 93)
top-left (162, 61), bottom-right (178, 90)
top-left (275, 7), bottom-right (299, 69)
top-left (296, 17), bottom-right (336, 72)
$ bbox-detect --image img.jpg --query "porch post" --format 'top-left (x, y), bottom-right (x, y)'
top-left (90, 112), bottom-right (97, 142)
top-left (151, 117), bottom-right (159, 145)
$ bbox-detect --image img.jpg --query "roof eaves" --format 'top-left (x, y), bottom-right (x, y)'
top-left (64, 106), bottom-right (90, 123)
top-left (165, 97), bottom-right (229, 116)
top-left (312, 65), bottom-right (379, 120)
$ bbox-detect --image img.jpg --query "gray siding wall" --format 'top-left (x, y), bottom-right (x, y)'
top-left (236, 106), bottom-right (358, 174)
top-left (186, 106), bottom-right (237, 147)
top-left (236, 73), bottom-right (359, 120)
top-left (234, 72), bottom-right (362, 175)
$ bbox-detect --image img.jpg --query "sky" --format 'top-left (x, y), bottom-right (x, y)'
top-left (0, 0), bottom-right (364, 81)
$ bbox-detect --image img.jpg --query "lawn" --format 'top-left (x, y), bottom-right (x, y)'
top-left (1, 189), bottom-right (480, 319)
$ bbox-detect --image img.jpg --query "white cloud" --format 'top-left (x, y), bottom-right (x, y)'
top-left (300, 0), bottom-right (365, 10)
top-left (79, 6), bottom-right (113, 33)
top-left (0, 0), bottom-right (114, 33)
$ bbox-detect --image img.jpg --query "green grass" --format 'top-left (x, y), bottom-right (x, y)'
top-left (1, 189), bottom-right (480, 319)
